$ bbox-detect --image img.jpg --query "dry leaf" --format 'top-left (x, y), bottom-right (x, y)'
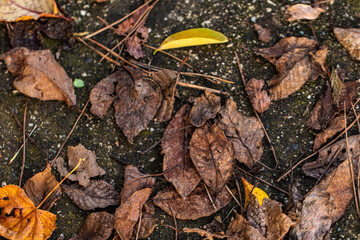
top-left (189, 91), bottom-right (221, 127)
top-left (284, 4), bottom-right (325, 22)
top-left (313, 115), bottom-right (345, 151)
top-left (246, 195), bottom-right (266, 236)
top-left (256, 37), bottom-right (327, 101)
top-left (69, 212), bottom-right (114, 240)
top-left (0, 47), bottom-right (76, 106)
top-left (334, 28), bottom-right (360, 61)
top-left (0, 185), bottom-right (56, 240)
top-left (154, 185), bottom-right (232, 220)
top-left (330, 68), bottom-right (344, 106)
top-left (242, 177), bottom-right (269, 208)
top-left (161, 104), bottom-right (201, 199)
top-left (183, 228), bottom-right (227, 240)
top-left (189, 124), bottom-right (234, 192)
top-left (226, 213), bottom-right (266, 240)
top-left (132, 201), bottom-right (157, 239)
top-left (62, 180), bottom-right (120, 211)
top-left (246, 78), bottom-right (271, 113)
top-left (113, 66), bottom-right (161, 143)
top-left (254, 24), bottom-right (270, 43)
top-left (23, 164), bottom-right (61, 210)
top-left (216, 99), bottom-right (264, 168)
top-left (55, 144), bottom-right (105, 187)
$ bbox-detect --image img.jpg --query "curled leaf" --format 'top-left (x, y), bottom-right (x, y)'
top-left (189, 91), bottom-right (221, 127)
top-left (334, 28), bottom-right (360, 61)
top-left (284, 4), bottom-right (325, 22)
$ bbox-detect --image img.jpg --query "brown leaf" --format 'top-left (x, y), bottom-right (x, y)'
top-left (69, 212), bottom-right (114, 240)
top-left (62, 180), bottom-right (120, 211)
top-left (114, 67), bottom-right (161, 143)
top-left (189, 91), bottom-right (221, 127)
top-left (154, 185), bottom-right (232, 220)
top-left (0, 47), bottom-right (76, 106)
top-left (226, 213), bottom-right (266, 240)
top-left (284, 4), bottom-right (325, 22)
top-left (334, 28), bottom-right (360, 61)
top-left (152, 70), bottom-right (178, 122)
top-left (216, 99), bottom-right (264, 168)
top-left (246, 196), bottom-right (266, 236)
top-left (254, 24), bottom-right (270, 43)
top-left (161, 104), bottom-right (201, 199)
top-left (132, 201), bottom-right (157, 239)
top-left (256, 37), bottom-right (327, 101)
top-left (183, 228), bottom-right (227, 240)
top-left (23, 164), bottom-right (61, 210)
top-left (55, 144), bottom-right (105, 187)
top-left (190, 124), bottom-right (234, 192)
top-left (246, 78), bottom-right (271, 113)
top-left (313, 115), bottom-right (345, 151)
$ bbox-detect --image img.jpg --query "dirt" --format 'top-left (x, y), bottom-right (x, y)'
top-left (0, 0), bottom-right (360, 239)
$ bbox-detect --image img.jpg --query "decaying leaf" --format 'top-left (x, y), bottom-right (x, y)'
top-left (334, 27), bottom-right (360, 61)
top-left (23, 164), bottom-right (61, 210)
top-left (0, 185), bottom-right (56, 240)
top-left (115, 166), bottom-right (155, 240)
top-left (330, 68), bottom-right (344, 106)
top-left (114, 67), bottom-right (161, 143)
top-left (242, 177), bottom-right (269, 208)
top-left (62, 180), bottom-right (120, 211)
top-left (256, 37), bottom-right (327, 101)
top-left (132, 201), bottom-right (157, 239)
top-left (312, 115), bottom-right (345, 151)
top-left (190, 124), bottom-right (234, 192)
top-left (154, 185), bottom-right (232, 220)
top-left (216, 99), bottom-right (264, 168)
top-left (155, 28), bottom-right (228, 53)
top-left (69, 212), bottom-right (114, 240)
top-left (55, 144), bottom-right (105, 187)
top-left (189, 91), bottom-right (221, 127)
top-left (0, 47), bottom-right (76, 106)
top-left (284, 4), bottom-right (325, 22)
top-left (161, 104), bottom-right (201, 199)
top-left (246, 195), bottom-right (266, 236)
top-left (254, 24), bottom-right (270, 43)
top-left (246, 78), bottom-right (271, 113)
top-left (227, 213), bottom-right (266, 240)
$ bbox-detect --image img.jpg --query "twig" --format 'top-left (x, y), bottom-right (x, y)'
top-left (235, 179), bottom-right (243, 215)
top-left (204, 184), bottom-right (217, 211)
top-left (135, 210), bottom-right (142, 240)
top-left (177, 81), bottom-right (228, 95)
top-left (50, 99), bottom-right (90, 166)
top-left (225, 185), bottom-right (242, 209)
top-left (169, 205), bottom-right (178, 240)
top-left (234, 51), bottom-right (278, 170)
top-left (96, 16), bottom-right (116, 31)
top-left (19, 98), bottom-right (29, 186)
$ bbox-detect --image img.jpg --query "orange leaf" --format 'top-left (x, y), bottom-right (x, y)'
top-left (241, 177), bottom-right (269, 208)
top-left (0, 185), bottom-right (56, 240)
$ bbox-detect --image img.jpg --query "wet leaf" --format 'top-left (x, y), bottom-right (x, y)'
top-left (55, 144), bottom-right (106, 187)
top-left (161, 104), bottom-right (201, 199)
top-left (113, 66), bottom-right (161, 144)
top-left (242, 177), bottom-right (269, 208)
top-left (334, 28), bottom-right (360, 61)
top-left (190, 124), bottom-right (234, 192)
top-left (256, 37), bottom-right (327, 101)
top-left (0, 47), bottom-right (76, 106)
top-left (313, 115), bottom-right (345, 151)
top-left (153, 185), bottom-right (232, 220)
top-left (189, 91), bottom-right (221, 127)
top-left (226, 213), bottom-right (266, 240)
top-left (254, 24), bottom-right (270, 43)
top-left (284, 4), bottom-right (325, 22)
top-left (0, 185), bottom-right (56, 240)
top-left (69, 212), bottom-right (114, 240)
top-left (245, 78), bottom-right (271, 113)
top-left (132, 201), bottom-right (157, 239)
top-left (155, 28), bottom-right (228, 53)
top-left (62, 180), bottom-right (120, 211)
top-left (216, 99), bottom-right (264, 168)
top-left (23, 164), bottom-right (61, 210)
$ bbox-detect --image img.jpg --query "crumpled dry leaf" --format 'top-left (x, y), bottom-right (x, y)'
top-left (115, 165), bottom-right (155, 240)
top-left (154, 185), bottom-right (232, 220)
top-left (254, 24), bottom-right (270, 43)
top-left (23, 163), bottom-right (61, 210)
top-left (284, 4), bottom-right (325, 22)
top-left (216, 99), bottom-right (264, 168)
top-left (0, 47), bottom-right (76, 106)
top-left (69, 212), bottom-right (114, 240)
top-left (114, 67), bottom-right (161, 143)
top-left (334, 27), bottom-right (360, 61)
top-left (62, 180), bottom-right (120, 211)
top-left (161, 104), bottom-right (201, 199)
top-left (152, 70), bottom-right (178, 122)
top-left (256, 37), bottom-right (327, 101)
top-left (294, 158), bottom-right (354, 239)
top-left (189, 91), bottom-right (221, 127)
top-left (246, 78), bottom-right (271, 113)
top-left (227, 213), bottom-right (266, 240)
top-left (0, 185), bottom-right (56, 240)
top-left (190, 124), bottom-right (234, 192)
top-left (55, 144), bottom-right (105, 187)
top-left (132, 201), bottom-right (157, 239)
top-left (312, 115), bottom-right (345, 151)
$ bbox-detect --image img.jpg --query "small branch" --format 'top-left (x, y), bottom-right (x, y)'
top-left (19, 98), bottom-right (29, 186)
top-left (177, 81), bottom-right (228, 95)
top-left (204, 184), bottom-right (217, 211)
top-left (225, 185), bottom-right (242, 209)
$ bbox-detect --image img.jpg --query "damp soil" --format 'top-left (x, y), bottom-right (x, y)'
top-left (0, 0), bottom-right (360, 239)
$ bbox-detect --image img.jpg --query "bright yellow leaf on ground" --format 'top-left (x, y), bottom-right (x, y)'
top-left (154, 28), bottom-right (228, 53)
top-left (0, 185), bottom-right (56, 240)
top-left (241, 177), bottom-right (269, 208)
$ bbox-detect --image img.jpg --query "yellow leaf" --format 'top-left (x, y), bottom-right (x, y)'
top-left (241, 177), bottom-right (269, 208)
top-left (0, 185), bottom-right (56, 240)
top-left (154, 28), bottom-right (228, 54)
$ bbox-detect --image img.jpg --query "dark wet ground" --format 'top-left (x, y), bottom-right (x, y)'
top-left (1, 0), bottom-right (360, 239)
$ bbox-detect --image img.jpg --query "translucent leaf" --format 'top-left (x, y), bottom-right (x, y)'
top-left (241, 177), bottom-right (269, 208)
